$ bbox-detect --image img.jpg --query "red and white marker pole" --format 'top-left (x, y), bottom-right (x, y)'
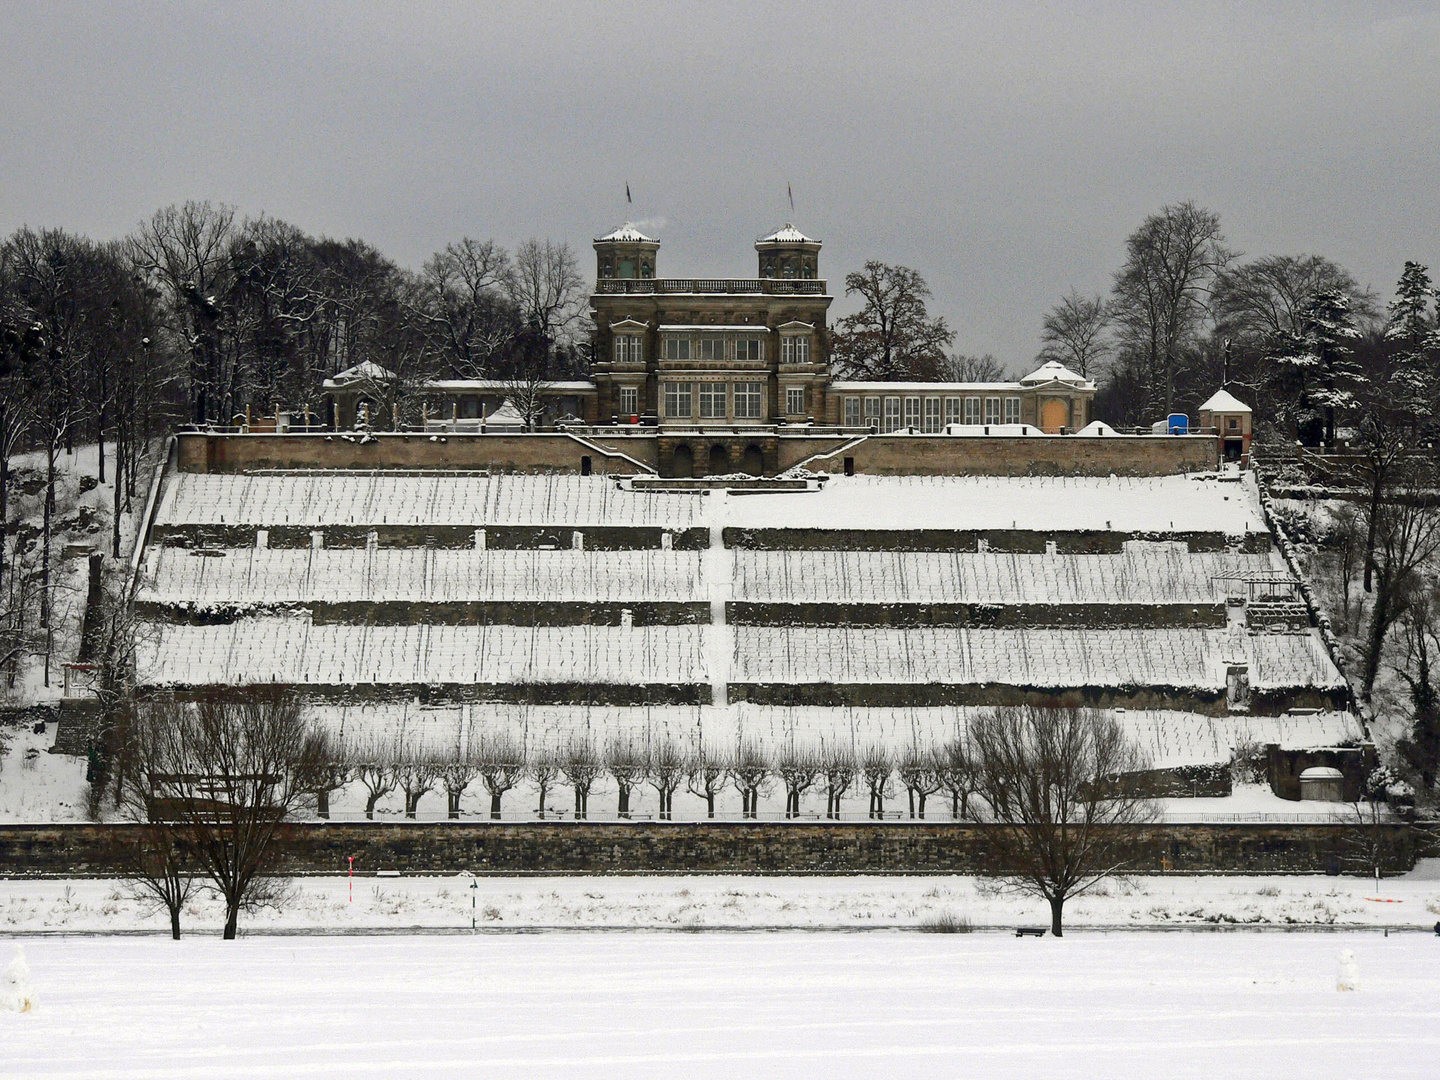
top-left (348, 856), bottom-right (355, 903)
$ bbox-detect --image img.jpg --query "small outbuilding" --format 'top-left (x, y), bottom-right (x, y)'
top-left (1298, 766), bottom-right (1345, 802)
top-left (1198, 389), bottom-right (1253, 466)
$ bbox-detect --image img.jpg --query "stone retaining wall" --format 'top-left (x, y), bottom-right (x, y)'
top-left (0, 821), bottom-right (1420, 877)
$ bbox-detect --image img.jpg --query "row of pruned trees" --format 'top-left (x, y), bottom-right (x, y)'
top-left (303, 729), bottom-right (991, 823)
top-left (117, 694), bottom-right (1159, 938)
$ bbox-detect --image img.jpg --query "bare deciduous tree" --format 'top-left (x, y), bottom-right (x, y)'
top-left (775, 744), bottom-right (821, 819)
top-left (831, 262), bottom-right (955, 381)
top-left (1038, 292), bottom-right (1109, 377)
top-left (530, 748), bottom-right (560, 818)
top-left (1110, 201), bottom-right (1234, 416)
top-left (115, 820), bottom-right (197, 940)
top-left (728, 740), bottom-right (771, 820)
top-left (1359, 463), bottom-right (1440, 696)
top-left (820, 744), bottom-right (856, 820)
top-left (969, 706), bottom-right (1158, 937)
top-left (395, 752), bottom-right (442, 819)
top-left (606, 736), bottom-right (647, 818)
top-left (353, 736), bottom-right (399, 820)
top-left (127, 690), bottom-right (323, 939)
top-left (898, 744), bottom-right (941, 819)
top-left (560, 738), bottom-right (602, 820)
top-left (861, 746), bottom-right (893, 819)
top-left (476, 733), bottom-right (528, 820)
top-left (933, 736), bottom-right (979, 820)
top-left (686, 748), bottom-right (727, 820)
top-left (646, 736), bottom-right (686, 821)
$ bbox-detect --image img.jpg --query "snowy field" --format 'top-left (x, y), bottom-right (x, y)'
top-left (3, 870), bottom-right (1439, 934)
top-left (2, 931), bottom-right (1437, 1078)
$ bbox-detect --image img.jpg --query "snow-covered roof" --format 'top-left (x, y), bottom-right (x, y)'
top-left (322, 360), bottom-right (396, 389)
top-left (756, 223), bottom-right (819, 245)
top-left (1198, 389), bottom-right (1253, 414)
top-left (830, 381), bottom-right (1024, 392)
top-left (485, 400), bottom-right (526, 428)
top-left (1019, 360), bottom-right (1091, 387)
top-left (1075, 421), bottom-right (1119, 437)
top-left (422, 379), bottom-right (596, 393)
top-left (595, 222), bottom-right (658, 244)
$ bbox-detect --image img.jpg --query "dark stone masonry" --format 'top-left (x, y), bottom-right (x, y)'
top-left (0, 821), bottom-right (1422, 878)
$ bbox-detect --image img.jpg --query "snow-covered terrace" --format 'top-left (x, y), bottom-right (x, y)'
top-left (150, 471), bottom-right (1265, 536)
top-left (153, 472), bottom-right (704, 529)
top-left (135, 620), bottom-right (707, 688)
top-left (730, 627), bottom-right (1342, 692)
top-left (134, 618), bottom-right (1342, 696)
top-left (137, 549), bottom-right (707, 607)
top-left (731, 549), bottom-right (1287, 606)
top-left (133, 547), bottom-right (1289, 610)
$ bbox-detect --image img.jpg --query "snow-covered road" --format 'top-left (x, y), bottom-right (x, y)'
top-left (2, 931), bottom-right (1436, 1078)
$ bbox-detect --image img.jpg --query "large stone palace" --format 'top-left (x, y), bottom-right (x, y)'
top-left (309, 222), bottom-right (1253, 478)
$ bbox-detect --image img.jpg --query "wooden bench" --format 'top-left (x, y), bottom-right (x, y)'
top-left (1015, 928), bottom-right (1047, 938)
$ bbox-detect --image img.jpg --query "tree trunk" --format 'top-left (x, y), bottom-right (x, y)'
top-left (405, 792), bottom-right (419, 818)
top-left (618, 786), bottom-right (630, 818)
top-left (170, 904), bottom-right (182, 940)
top-left (448, 791), bottom-right (461, 819)
top-left (917, 792), bottom-right (927, 819)
top-left (706, 792), bottom-right (715, 819)
top-left (223, 901), bottom-right (239, 940)
top-left (490, 792), bottom-right (502, 819)
top-left (1364, 480), bottom-right (1382, 593)
top-left (1363, 588), bottom-right (1392, 695)
top-left (1050, 895), bottom-right (1065, 938)
top-left (365, 792), bottom-right (380, 820)
top-left (316, 788), bottom-right (330, 819)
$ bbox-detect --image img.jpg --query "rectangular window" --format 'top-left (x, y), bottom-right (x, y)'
top-left (844, 397), bottom-right (862, 427)
top-left (698, 336), bottom-right (725, 362)
top-left (780, 336), bottom-right (811, 364)
top-left (923, 398), bottom-right (942, 433)
top-left (733, 382), bottom-right (762, 419)
top-left (1004, 396), bottom-right (1021, 425)
top-left (664, 382), bottom-right (693, 418)
top-left (619, 386), bottom-right (638, 417)
top-left (984, 396), bottom-right (1001, 424)
top-left (735, 337), bottom-right (763, 362)
top-left (964, 396), bottom-right (981, 425)
top-left (883, 397), bottom-right (902, 433)
top-left (863, 396), bottom-right (881, 427)
top-left (944, 397), bottom-right (962, 426)
top-left (662, 337), bottom-right (691, 361)
top-left (787, 387), bottom-right (806, 415)
top-left (699, 383), bottom-right (726, 419)
top-left (903, 396), bottom-right (922, 430)
top-left (614, 335), bottom-right (642, 364)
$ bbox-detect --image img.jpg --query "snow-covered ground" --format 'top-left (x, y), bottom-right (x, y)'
top-left (2, 869), bottom-right (1438, 934)
top-left (2, 930), bottom-right (1436, 1078)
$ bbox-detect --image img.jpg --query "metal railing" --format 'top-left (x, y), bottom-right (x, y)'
top-left (594, 278), bottom-right (828, 295)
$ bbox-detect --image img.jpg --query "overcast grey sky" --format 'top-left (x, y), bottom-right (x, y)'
top-left (3, 1), bottom-right (1438, 370)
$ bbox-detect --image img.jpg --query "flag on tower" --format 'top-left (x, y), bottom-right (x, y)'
top-left (788, 183), bottom-right (794, 212)
top-left (626, 183), bottom-right (632, 205)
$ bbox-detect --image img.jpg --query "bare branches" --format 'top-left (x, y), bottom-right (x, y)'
top-left (476, 733), bottom-right (528, 819)
top-left (832, 262), bottom-right (955, 380)
top-left (1038, 292), bottom-right (1109, 378)
top-left (727, 739), bottom-right (770, 820)
top-left (775, 744), bottom-right (821, 819)
top-left (605, 736), bottom-right (646, 819)
top-left (128, 689), bottom-right (323, 938)
top-left (968, 706), bottom-right (1158, 936)
top-left (560, 738), bottom-right (602, 820)
top-left (646, 736), bottom-right (686, 821)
